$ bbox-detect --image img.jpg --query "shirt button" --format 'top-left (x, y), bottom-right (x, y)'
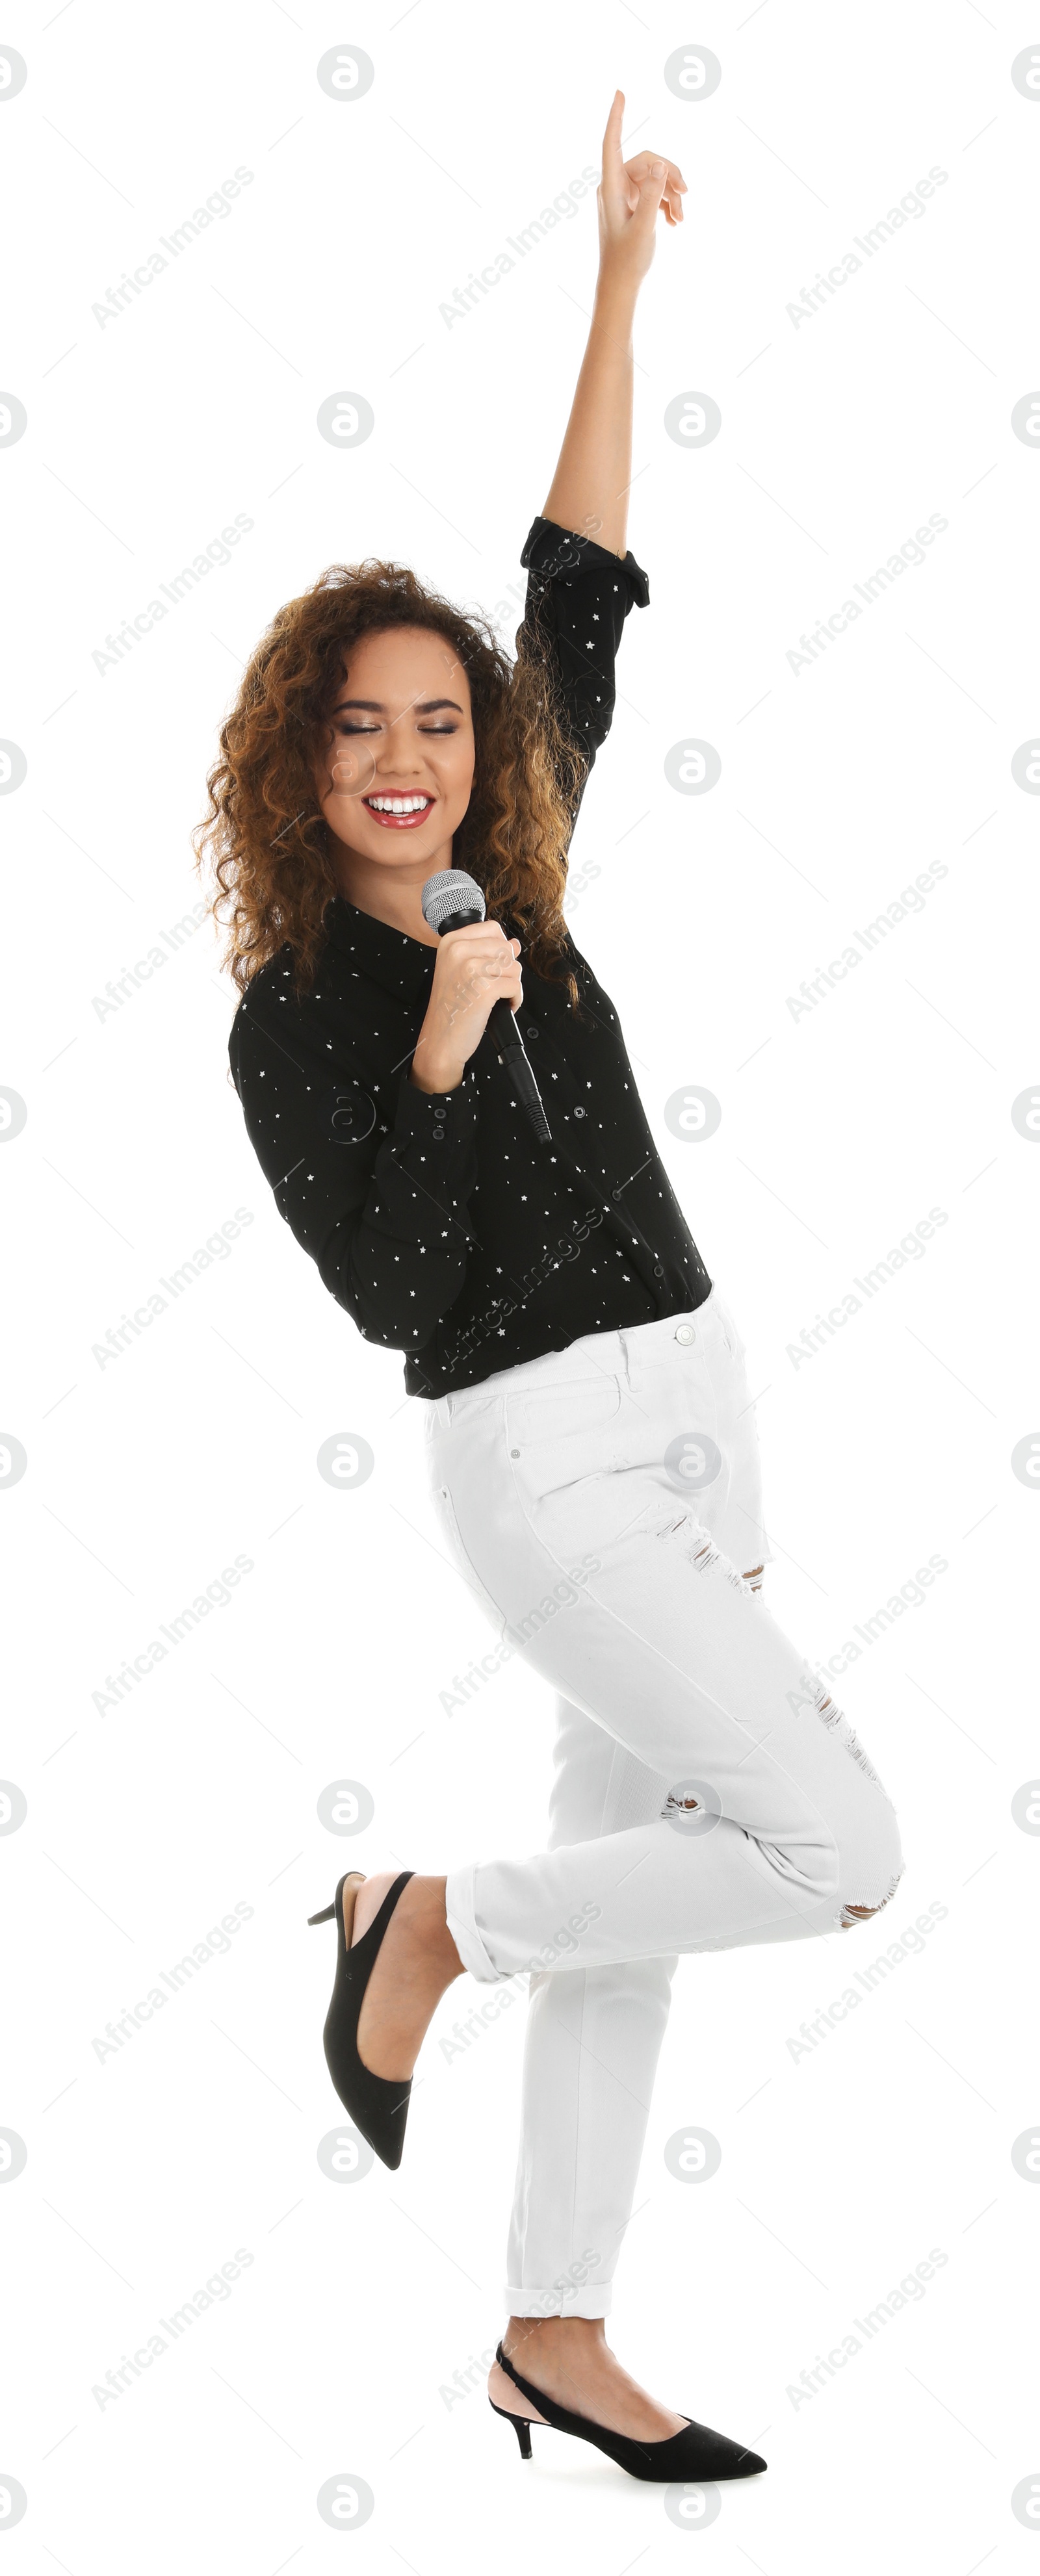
top-left (653, 1263), bottom-right (665, 1279)
top-left (432, 1124), bottom-right (445, 1139)
top-left (573, 1106), bottom-right (585, 1119)
top-left (675, 1322), bottom-right (695, 1345)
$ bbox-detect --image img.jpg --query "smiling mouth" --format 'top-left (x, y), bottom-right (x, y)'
top-left (363, 793), bottom-right (434, 830)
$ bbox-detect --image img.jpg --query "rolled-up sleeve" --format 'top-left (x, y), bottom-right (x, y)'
top-left (229, 991), bottom-right (480, 1353)
top-left (515, 514), bottom-right (650, 787)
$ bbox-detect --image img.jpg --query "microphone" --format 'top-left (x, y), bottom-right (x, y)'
top-left (421, 868), bottom-right (551, 1144)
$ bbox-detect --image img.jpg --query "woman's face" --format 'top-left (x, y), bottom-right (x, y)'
top-left (314, 625), bottom-right (475, 882)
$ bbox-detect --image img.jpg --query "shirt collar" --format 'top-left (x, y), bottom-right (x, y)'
top-left (324, 892), bottom-right (437, 1003)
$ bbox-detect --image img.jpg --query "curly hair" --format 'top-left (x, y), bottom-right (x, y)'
top-left (192, 556), bottom-right (588, 1012)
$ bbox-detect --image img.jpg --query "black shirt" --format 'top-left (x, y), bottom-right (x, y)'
top-left (228, 515), bottom-right (713, 1397)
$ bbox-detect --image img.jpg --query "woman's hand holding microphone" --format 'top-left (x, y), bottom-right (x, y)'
top-left (409, 923), bottom-right (523, 1096)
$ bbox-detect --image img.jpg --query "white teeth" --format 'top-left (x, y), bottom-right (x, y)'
top-left (366, 794), bottom-right (431, 814)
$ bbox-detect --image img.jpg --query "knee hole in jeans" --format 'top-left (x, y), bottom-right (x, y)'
top-left (838, 1872), bottom-right (904, 1931)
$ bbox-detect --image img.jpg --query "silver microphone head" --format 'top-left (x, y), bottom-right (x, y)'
top-left (421, 869), bottom-right (486, 933)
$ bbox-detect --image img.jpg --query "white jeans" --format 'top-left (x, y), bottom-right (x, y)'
top-left (422, 1287), bottom-right (904, 2319)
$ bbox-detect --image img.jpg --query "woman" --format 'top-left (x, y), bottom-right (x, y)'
top-left (198, 95), bottom-right (904, 2484)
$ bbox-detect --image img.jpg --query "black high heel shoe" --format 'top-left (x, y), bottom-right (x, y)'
top-left (307, 1870), bottom-right (415, 2170)
top-left (489, 2341), bottom-right (766, 2482)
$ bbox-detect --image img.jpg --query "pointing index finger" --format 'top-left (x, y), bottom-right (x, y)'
top-left (602, 87), bottom-right (627, 171)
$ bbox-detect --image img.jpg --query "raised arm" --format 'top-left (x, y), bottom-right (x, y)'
top-left (542, 90), bottom-right (686, 558)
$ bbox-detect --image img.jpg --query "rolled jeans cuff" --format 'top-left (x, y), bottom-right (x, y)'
top-left (445, 1862), bottom-right (501, 1984)
top-left (504, 2282), bottom-right (612, 2320)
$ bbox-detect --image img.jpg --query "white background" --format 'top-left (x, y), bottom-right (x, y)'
top-left (2, 1), bottom-right (1037, 2566)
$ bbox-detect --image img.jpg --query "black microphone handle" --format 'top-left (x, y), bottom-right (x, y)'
top-left (487, 994), bottom-right (526, 1055)
top-left (486, 997), bottom-right (552, 1142)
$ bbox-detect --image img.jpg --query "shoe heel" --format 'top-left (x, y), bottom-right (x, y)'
top-left (490, 2399), bottom-right (532, 2461)
top-left (307, 1874), bottom-right (365, 1931)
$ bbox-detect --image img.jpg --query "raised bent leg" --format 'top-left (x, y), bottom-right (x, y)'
top-left (447, 1508), bottom-right (904, 1983)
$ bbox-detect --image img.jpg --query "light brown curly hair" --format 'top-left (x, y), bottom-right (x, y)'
top-left (192, 558), bottom-right (588, 1012)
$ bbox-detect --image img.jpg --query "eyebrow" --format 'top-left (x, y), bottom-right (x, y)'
top-left (332, 695), bottom-right (464, 715)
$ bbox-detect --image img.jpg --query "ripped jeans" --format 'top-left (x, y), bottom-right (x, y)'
top-left (422, 1285), bottom-right (904, 2319)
